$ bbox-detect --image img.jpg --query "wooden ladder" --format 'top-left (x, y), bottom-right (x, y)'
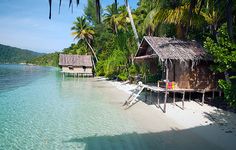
top-left (123, 85), bottom-right (145, 108)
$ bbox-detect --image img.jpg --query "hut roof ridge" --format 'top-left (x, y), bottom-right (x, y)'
top-left (59, 54), bottom-right (93, 67)
top-left (139, 36), bottom-right (209, 61)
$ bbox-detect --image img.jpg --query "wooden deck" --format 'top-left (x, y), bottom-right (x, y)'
top-left (61, 71), bottom-right (93, 78)
top-left (124, 83), bottom-right (221, 113)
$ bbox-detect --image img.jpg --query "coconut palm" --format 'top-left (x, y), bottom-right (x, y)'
top-left (142, 0), bottom-right (206, 39)
top-left (48, 0), bottom-right (119, 22)
top-left (71, 17), bottom-right (98, 62)
top-left (48, 0), bottom-right (139, 45)
top-left (124, 0), bottom-right (140, 46)
top-left (103, 4), bottom-right (118, 33)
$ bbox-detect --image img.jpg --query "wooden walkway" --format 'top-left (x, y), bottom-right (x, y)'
top-left (124, 83), bottom-right (221, 113)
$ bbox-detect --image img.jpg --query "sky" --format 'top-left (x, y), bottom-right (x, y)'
top-left (0, 0), bottom-right (138, 53)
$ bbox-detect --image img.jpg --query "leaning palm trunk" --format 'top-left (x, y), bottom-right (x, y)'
top-left (125, 0), bottom-right (140, 47)
top-left (85, 39), bottom-right (99, 62)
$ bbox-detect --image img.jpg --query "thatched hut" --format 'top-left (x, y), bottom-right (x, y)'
top-left (135, 36), bottom-right (217, 90)
top-left (59, 54), bottom-right (93, 77)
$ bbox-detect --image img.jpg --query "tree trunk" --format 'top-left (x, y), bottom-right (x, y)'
top-left (125, 0), bottom-right (140, 47)
top-left (85, 39), bottom-right (99, 62)
top-left (176, 24), bottom-right (186, 39)
top-left (186, 0), bottom-right (197, 35)
top-left (114, 0), bottom-right (118, 14)
top-left (95, 0), bottom-right (101, 23)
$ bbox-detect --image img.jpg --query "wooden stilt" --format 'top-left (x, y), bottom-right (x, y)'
top-left (212, 91), bottom-right (215, 99)
top-left (149, 90), bottom-right (152, 104)
top-left (145, 88), bottom-right (147, 102)
top-left (189, 92), bottom-right (191, 101)
top-left (164, 60), bottom-right (169, 113)
top-left (202, 91), bottom-right (205, 105)
top-left (182, 92), bottom-right (185, 109)
top-left (157, 92), bottom-right (160, 107)
top-left (173, 92), bottom-right (176, 105)
top-left (164, 91), bottom-right (168, 113)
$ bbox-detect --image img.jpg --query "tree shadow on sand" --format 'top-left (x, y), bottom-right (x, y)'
top-left (63, 124), bottom-right (236, 150)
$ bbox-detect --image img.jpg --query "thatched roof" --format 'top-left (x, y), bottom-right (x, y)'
top-left (135, 36), bottom-right (209, 62)
top-left (59, 54), bottom-right (93, 67)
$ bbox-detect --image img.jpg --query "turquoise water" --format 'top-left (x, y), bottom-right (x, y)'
top-left (0, 65), bottom-right (138, 149)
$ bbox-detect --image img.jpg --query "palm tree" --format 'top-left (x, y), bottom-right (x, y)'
top-left (48, 0), bottom-right (119, 22)
top-left (142, 0), bottom-right (205, 39)
top-left (103, 4), bottom-right (118, 34)
top-left (125, 0), bottom-right (140, 46)
top-left (48, 0), bottom-right (140, 45)
top-left (71, 17), bottom-right (98, 62)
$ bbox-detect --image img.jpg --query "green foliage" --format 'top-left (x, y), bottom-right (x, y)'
top-left (27, 52), bottom-right (60, 67)
top-left (118, 72), bottom-right (128, 81)
top-left (204, 24), bottom-right (236, 73)
top-left (63, 42), bottom-right (88, 55)
top-left (96, 60), bottom-right (105, 76)
top-left (204, 24), bottom-right (236, 107)
top-left (84, 0), bottom-right (98, 24)
top-left (0, 44), bottom-right (43, 64)
top-left (103, 49), bottom-right (128, 79)
top-left (129, 64), bottom-right (139, 76)
top-left (218, 79), bottom-right (236, 107)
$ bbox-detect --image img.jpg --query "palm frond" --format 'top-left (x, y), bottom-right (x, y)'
top-left (76, 0), bottom-right (80, 6)
top-left (48, 0), bottom-right (52, 19)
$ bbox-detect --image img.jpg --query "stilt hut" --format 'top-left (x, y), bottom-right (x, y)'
top-left (134, 36), bottom-right (220, 111)
top-left (59, 54), bottom-right (93, 77)
top-left (135, 36), bottom-right (217, 89)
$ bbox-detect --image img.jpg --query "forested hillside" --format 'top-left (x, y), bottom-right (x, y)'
top-left (27, 52), bottom-right (60, 67)
top-left (0, 44), bottom-right (43, 63)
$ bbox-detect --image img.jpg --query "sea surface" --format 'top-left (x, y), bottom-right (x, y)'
top-left (0, 64), bottom-right (138, 150)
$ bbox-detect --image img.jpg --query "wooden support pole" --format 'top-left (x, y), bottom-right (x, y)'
top-left (149, 90), bottom-right (152, 104)
top-left (212, 91), bottom-right (215, 99)
top-left (173, 92), bottom-right (176, 105)
top-left (202, 91), bottom-right (205, 105)
top-left (157, 92), bottom-right (160, 107)
top-left (182, 92), bottom-right (185, 109)
top-left (164, 91), bottom-right (168, 113)
top-left (164, 60), bottom-right (169, 113)
top-left (145, 88), bottom-right (147, 102)
top-left (189, 92), bottom-right (191, 101)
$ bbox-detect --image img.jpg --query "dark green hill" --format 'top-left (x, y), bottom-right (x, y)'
top-left (0, 44), bottom-right (44, 63)
top-left (27, 52), bottom-right (60, 67)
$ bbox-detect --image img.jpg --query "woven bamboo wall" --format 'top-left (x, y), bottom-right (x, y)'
top-left (168, 61), bottom-right (217, 89)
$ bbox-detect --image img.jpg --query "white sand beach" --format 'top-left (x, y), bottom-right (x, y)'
top-left (100, 77), bottom-right (236, 150)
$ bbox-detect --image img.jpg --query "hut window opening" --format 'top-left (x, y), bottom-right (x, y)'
top-left (69, 66), bottom-right (74, 70)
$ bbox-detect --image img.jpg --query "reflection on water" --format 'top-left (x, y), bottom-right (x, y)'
top-left (0, 65), bottom-right (137, 149)
top-left (0, 64), bottom-right (54, 93)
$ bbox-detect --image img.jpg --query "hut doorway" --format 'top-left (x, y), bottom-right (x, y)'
top-left (82, 66), bottom-right (87, 72)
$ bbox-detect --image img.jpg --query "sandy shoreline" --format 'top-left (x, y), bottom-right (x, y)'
top-left (97, 77), bottom-right (236, 150)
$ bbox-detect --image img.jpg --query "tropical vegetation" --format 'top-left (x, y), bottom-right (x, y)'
top-left (33, 0), bottom-right (235, 107)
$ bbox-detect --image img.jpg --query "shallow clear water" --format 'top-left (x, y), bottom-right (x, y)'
top-left (0, 64), bottom-right (138, 149)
